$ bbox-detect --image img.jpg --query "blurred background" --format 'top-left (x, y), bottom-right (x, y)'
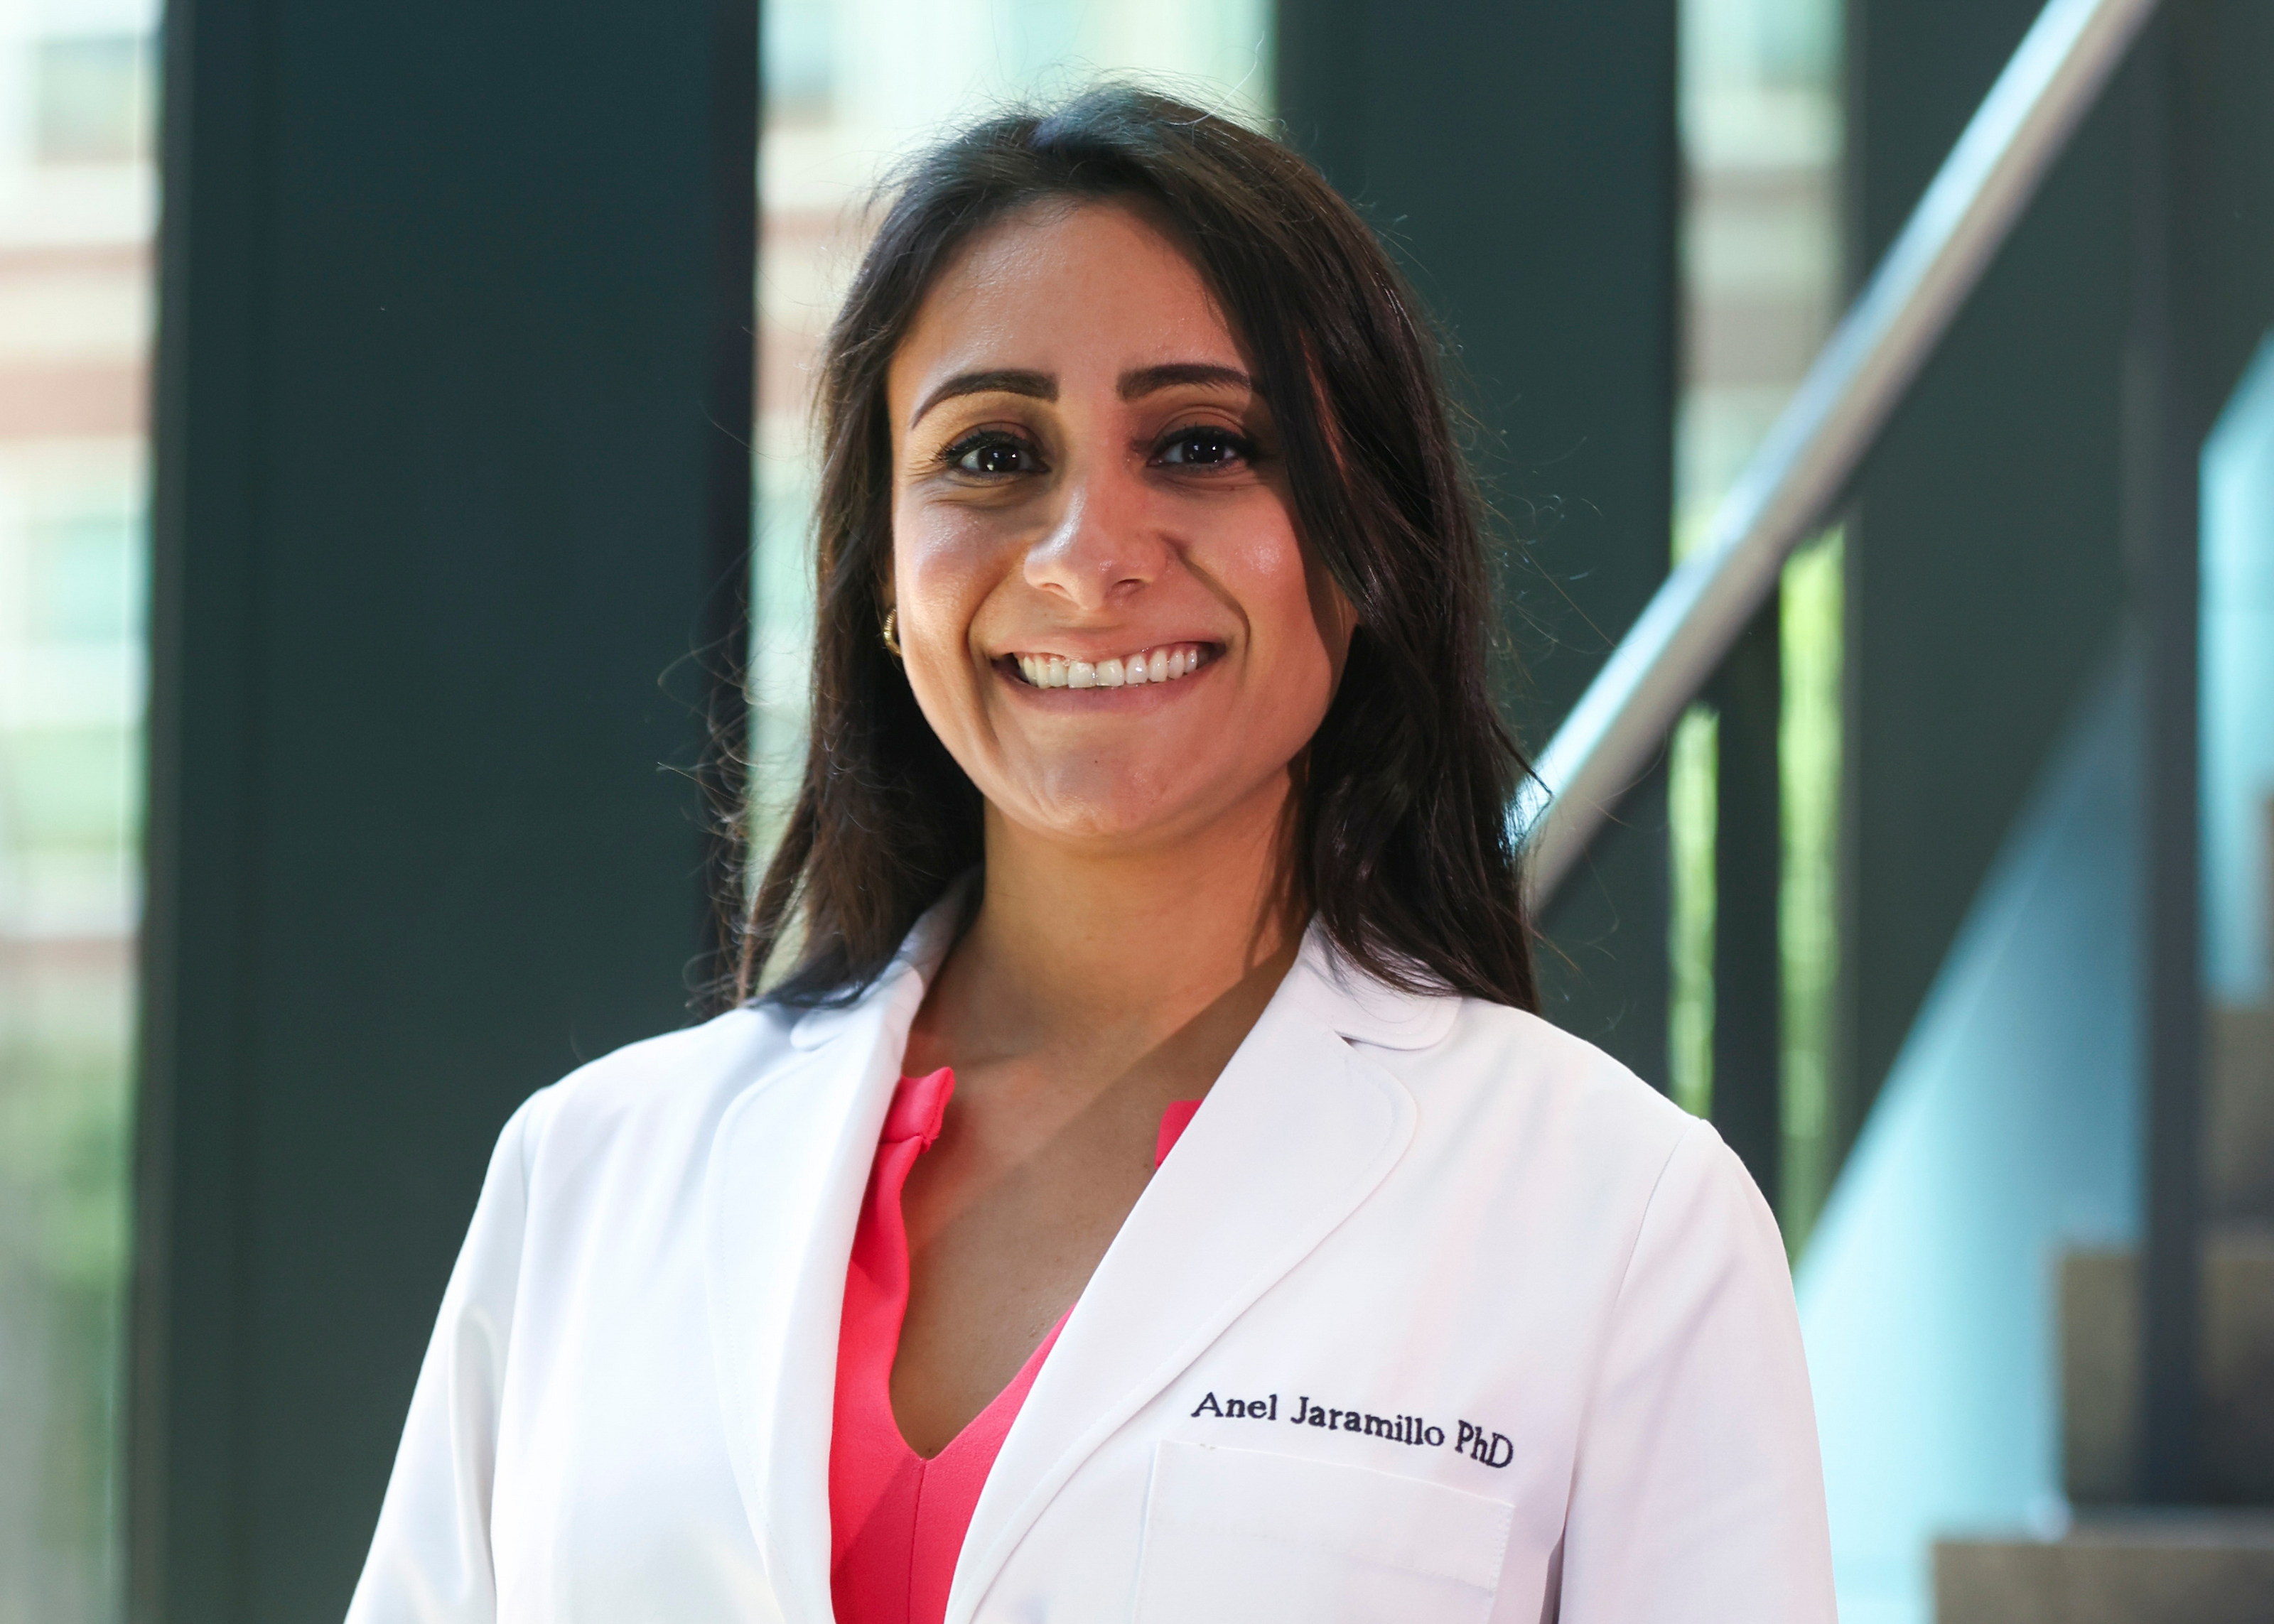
top-left (0, 0), bottom-right (2268, 1620)
top-left (0, 0), bottom-right (154, 1618)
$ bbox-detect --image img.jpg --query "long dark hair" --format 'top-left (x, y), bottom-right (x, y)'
top-left (738, 85), bottom-right (1536, 1012)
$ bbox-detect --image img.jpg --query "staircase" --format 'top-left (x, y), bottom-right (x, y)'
top-left (1935, 815), bottom-right (2274, 1622)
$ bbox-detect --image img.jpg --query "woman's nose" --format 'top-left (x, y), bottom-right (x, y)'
top-left (1023, 460), bottom-right (1165, 611)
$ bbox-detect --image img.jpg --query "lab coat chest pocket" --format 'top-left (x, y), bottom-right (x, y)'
top-left (1131, 1440), bottom-right (1514, 1624)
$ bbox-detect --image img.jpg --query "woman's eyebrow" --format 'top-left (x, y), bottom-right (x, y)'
top-left (1119, 362), bottom-right (1253, 399)
top-left (910, 369), bottom-right (1056, 428)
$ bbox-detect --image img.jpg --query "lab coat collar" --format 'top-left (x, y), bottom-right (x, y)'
top-left (782, 879), bottom-right (971, 1051)
top-left (1278, 918), bottom-right (1462, 1051)
top-left (787, 896), bottom-right (1460, 1055)
top-left (704, 890), bottom-right (964, 1623)
top-left (946, 927), bottom-right (1424, 1624)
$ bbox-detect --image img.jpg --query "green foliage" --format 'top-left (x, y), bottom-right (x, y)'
top-left (0, 1005), bottom-right (132, 1624)
top-left (1669, 705), bottom-right (1720, 1120)
top-left (1779, 530), bottom-right (1842, 1255)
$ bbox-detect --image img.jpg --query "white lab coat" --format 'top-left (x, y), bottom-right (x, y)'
top-left (348, 901), bottom-right (1836, 1624)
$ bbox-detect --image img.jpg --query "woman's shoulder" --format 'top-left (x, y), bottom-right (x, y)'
top-left (502, 1000), bottom-right (807, 1179)
top-left (1319, 965), bottom-right (1746, 1217)
top-left (1433, 995), bottom-right (1690, 1130)
top-left (1325, 988), bottom-right (1788, 1351)
top-left (1289, 932), bottom-right (1713, 1191)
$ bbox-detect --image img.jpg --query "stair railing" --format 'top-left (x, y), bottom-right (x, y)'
top-left (1516, 0), bottom-right (2161, 911)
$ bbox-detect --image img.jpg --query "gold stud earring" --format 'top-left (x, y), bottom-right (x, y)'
top-left (881, 608), bottom-right (903, 659)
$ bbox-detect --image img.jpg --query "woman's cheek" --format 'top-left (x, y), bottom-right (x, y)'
top-left (887, 611), bottom-right (978, 774)
top-left (893, 511), bottom-right (994, 671)
top-left (1255, 541), bottom-right (1342, 701)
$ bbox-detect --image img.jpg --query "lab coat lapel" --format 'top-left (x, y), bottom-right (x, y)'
top-left (701, 900), bottom-right (961, 1624)
top-left (947, 946), bottom-right (1420, 1624)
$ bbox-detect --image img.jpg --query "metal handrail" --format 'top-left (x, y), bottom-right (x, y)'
top-left (1518, 0), bottom-right (2160, 911)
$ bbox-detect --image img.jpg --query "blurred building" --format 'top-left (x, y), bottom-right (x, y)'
top-left (0, 0), bottom-right (155, 1618)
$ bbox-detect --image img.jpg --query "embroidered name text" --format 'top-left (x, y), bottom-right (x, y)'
top-left (1455, 1419), bottom-right (1514, 1468)
top-left (1188, 1392), bottom-right (1278, 1421)
top-left (1187, 1390), bottom-right (1511, 1469)
top-left (1288, 1395), bottom-right (1443, 1448)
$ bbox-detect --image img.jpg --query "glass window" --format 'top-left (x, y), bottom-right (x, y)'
top-left (33, 35), bottom-right (154, 164)
top-left (0, 0), bottom-right (160, 1616)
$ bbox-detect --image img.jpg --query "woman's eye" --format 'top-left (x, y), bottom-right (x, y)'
top-left (1156, 426), bottom-right (1253, 468)
top-left (947, 434), bottom-right (1042, 476)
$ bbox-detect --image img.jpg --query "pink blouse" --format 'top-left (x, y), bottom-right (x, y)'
top-left (828, 1068), bottom-right (1200, 1624)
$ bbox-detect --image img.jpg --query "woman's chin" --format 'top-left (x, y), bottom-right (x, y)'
top-left (992, 764), bottom-right (1269, 854)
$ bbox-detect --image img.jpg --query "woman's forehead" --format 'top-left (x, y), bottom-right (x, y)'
top-left (889, 202), bottom-right (1244, 406)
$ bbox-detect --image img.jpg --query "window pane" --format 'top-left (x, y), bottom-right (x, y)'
top-left (34, 36), bottom-right (154, 164)
top-left (0, 0), bottom-right (158, 1617)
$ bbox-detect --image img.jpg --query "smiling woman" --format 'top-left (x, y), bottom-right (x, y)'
top-left (347, 89), bottom-right (1836, 1624)
top-left (749, 92), bottom-right (1531, 1017)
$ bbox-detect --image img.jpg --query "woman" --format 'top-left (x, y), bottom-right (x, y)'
top-left (349, 88), bottom-right (1834, 1624)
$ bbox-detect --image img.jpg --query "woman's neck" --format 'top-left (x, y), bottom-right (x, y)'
top-left (905, 776), bottom-right (1305, 1080)
top-left (885, 779), bottom-right (1308, 1458)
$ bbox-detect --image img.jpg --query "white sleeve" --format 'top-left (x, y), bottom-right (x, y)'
top-left (345, 1090), bottom-right (549, 1624)
top-left (1555, 1121), bottom-right (1838, 1623)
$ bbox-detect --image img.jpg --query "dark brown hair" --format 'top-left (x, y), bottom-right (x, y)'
top-left (738, 85), bottom-right (1536, 1012)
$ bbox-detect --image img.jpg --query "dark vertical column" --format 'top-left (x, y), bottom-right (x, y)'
top-left (129, 0), bottom-right (756, 1617)
top-left (699, 0), bottom-right (765, 974)
top-left (1278, 0), bottom-right (1678, 1081)
top-left (1839, 0), bottom-right (2131, 1158)
top-left (2126, 15), bottom-right (2201, 1502)
top-left (1713, 600), bottom-right (1783, 1206)
top-left (130, 0), bottom-right (270, 1613)
top-left (2128, 0), bottom-right (2274, 1507)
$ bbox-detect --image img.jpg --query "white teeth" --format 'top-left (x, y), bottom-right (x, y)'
top-left (1014, 644), bottom-right (1211, 689)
